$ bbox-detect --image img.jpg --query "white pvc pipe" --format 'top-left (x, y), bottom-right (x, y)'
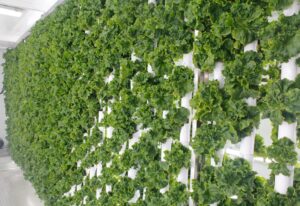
top-left (275, 166), bottom-right (295, 194)
top-left (105, 185), bottom-right (112, 193)
top-left (106, 126), bottom-right (114, 138)
top-left (188, 67), bottom-right (201, 206)
top-left (268, 0), bottom-right (299, 22)
top-left (274, 57), bottom-right (298, 194)
top-left (190, 70), bottom-right (200, 190)
top-left (160, 185), bottom-right (169, 194)
top-left (148, 0), bottom-right (156, 4)
top-left (128, 190), bottom-right (140, 203)
top-left (119, 143), bottom-right (127, 155)
top-left (240, 131), bottom-right (256, 163)
top-left (174, 52), bottom-right (197, 189)
top-left (96, 188), bottom-right (102, 199)
top-left (180, 123), bottom-right (191, 147)
top-left (98, 111), bottom-right (104, 123)
top-left (162, 110), bottom-right (169, 119)
top-left (89, 165), bottom-right (97, 179)
top-left (210, 62), bottom-right (225, 169)
top-left (210, 148), bottom-right (225, 167)
top-left (239, 41), bottom-right (258, 166)
top-left (275, 122), bottom-right (297, 195)
top-left (190, 149), bottom-right (197, 179)
top-left (281, 58), bottom-right (297, 80)
top-left (161, 138), bottom-right (172, 161)
top-left (147, 64), bottom-right (155, 75)
top-left (283, 0), bottom-right (300, 16)
top-left (128, 167), bottom-right (138, 179)
top-left (245, 97), bottom-right (257, 106)
top-left (178, 92), bottom-right (192, 186)
top-left (104, 72), bottom-right (114, 84)
top-left (278, 121), bottom-right (297, 141)
top-left (240, 98), bottom-right (257, 164)
top-left (96, 162), bottom-right (102, 177)
top-left (179, 92), bottom-right (193, 147)
top-left (244, 40), bottom-right (258, 52)
top-left (175, 52), bottom-right (196, 69)
top-left (177, 167), bottom-right (189, 185)
top-left (213, 62), bottom-right (225, 88)
top-left (209, 62), bottom-right (226, 206)
top-left (131, 52), bottom-right (141, 62)
top-left (129, 126), bottom-right (150, 149)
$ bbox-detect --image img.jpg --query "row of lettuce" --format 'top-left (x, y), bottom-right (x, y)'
top-left (3, 0), bottom-right (300, 205)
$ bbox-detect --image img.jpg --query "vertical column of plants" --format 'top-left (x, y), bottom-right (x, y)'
top-left (258, 2), bottom-right (300, 201)
top-left (188, 0), bottom-right (276, 205)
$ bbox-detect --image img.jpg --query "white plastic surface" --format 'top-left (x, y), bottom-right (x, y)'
top-left (96, 162), bottom-right (102, 177)
top-left (96, 188), bottom-right (102, 199)
top-left (160, 185), bottom-right (169, 194)
top-left (275, 167), bottom-right (294, 194)
top-left (244, 40), bottom-right (258, 52)
top-left (148, 0), bottom-right (156, 4)
top-left (105, 185), bottom-right (112, 193)
top-left (177, 167), bottom-right (189, 185)
top-left (281, 58), bottom-right (297, 80)
top-left (181, 92), bottom-right (193, 110)
top-left (131, 52), bottom-right (141, 62)
top-left (211, 149), bottom-right (225, 167)
top-left (180, 123), bottom-right (191, 147)
top-left (283, 0), bottom-right (300, 16)
top-left (161, 138), bottom-right (172, 161)
top-left (147, 64), bottom-right (155, 75)
top-left (128, 167), bottom-right (138, 179)
top-left (278, 121), bottom-right (297, 142)
top-left (175, 52), bottom-right (197, 69)
top-left (128, 190), bottom-right (140, 203)
top-left (129, 127), bottom-right (150, 149)
top-left (104, 72), bottom-right (115, 83)
top-left (213, 62), bottom-right (225, 88)
top-left (240, 131), bottom-right (256, 163)
top-left (245, 97), bottom-right (257, 106)
top-left (106, 126), bottom-right (114, 138)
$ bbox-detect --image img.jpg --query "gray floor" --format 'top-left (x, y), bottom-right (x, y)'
top-left (0, 154), bottom-right (43, 206)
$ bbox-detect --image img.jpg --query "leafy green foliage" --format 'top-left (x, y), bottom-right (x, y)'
top-left (191, 81), bottom-right (260, 143)
top-left (259, 14), bottom-right (300, 62)
top-left (192, 158), bottom-right (265, 205)
top-left (254, 134), bottom-right (267, 157)
top-left (267, 137), bottom-right (298, 175)
top-left (164, 141), bottom-right (191, 174)
top-left (223, 52), bottom-right (263, 99)
top-left (259, 78), bottom-right (300, 125)
top-left (3, 0), bottom-right (300, 205)
top-left (192, 124), bottom-right (237, 158)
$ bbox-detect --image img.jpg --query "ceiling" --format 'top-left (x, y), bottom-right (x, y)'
top-left (0, 0), bottom-right (64, 49)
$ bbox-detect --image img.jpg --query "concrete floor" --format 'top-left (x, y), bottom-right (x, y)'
top-left (0, 154), bottom-right (43, 206)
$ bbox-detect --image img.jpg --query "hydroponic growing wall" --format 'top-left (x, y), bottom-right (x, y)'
top-left (3, 0), bottom-right (300, 205)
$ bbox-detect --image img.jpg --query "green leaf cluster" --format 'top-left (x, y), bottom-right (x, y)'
top-left (3, 0), bottom-right (300, 205)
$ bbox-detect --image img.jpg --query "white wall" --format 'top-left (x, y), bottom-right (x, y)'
top-left (0, 0), bottom-right (63, 48)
